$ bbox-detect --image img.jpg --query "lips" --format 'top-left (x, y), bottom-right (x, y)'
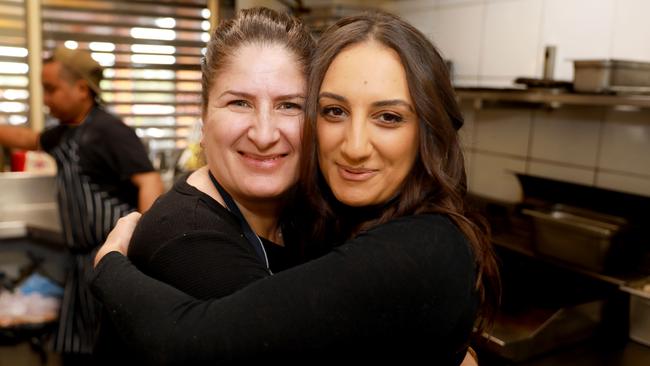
top-left (336, 164), bottom-right (378, 182)
top-left (239, 151), bottom-right (288, 169)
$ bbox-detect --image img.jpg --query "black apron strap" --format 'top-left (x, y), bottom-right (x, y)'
top-left (208, 171), bottom-right (271, 274)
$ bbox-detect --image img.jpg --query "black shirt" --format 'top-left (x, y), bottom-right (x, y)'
top-left (94, 174), bottom-right (298, 364)
top-left (127, 173), bottom-right (296, 299)
top-left (92, 214), bottom-right (478, 365)
top-left (40, 106), bottom-right (154, 210)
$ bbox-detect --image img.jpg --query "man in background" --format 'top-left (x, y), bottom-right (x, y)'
top-left (0, 47), bottom-right (164, 363)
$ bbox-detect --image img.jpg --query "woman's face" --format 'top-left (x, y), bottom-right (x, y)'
top-left (317, 41), bottom-right (419, 207)
top-left (202, 43), bottom-right (305, 203)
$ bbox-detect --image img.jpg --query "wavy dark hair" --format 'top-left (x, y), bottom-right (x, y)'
top-left (200, 7), bottom-right (315, 116)
top-left (300, 10), bottom-right (500, 329)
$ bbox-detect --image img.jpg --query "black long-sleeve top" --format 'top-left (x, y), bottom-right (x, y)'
top-left (91, 214), bottom-right (478, 365)
top-left (93, 175), bottom-right (297, 364)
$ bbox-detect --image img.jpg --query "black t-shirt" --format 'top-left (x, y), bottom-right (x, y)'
top-left (40, 106), bottom-right (154, 208)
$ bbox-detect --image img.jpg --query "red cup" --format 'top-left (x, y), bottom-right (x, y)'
top-left (11, 150), bottom-right (26, 172)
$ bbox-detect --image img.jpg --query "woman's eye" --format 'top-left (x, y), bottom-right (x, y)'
top-left (228, 100), bottom-right (250, 108)
top-left (279, 102), bottom-right (303, 111)
top-left (321, 106), bottom-right (346, 119)
top-left (377, 113), bottom-right (403, 124)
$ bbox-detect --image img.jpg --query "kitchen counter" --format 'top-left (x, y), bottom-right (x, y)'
top-left (0, 172), bottom-right (62, 245)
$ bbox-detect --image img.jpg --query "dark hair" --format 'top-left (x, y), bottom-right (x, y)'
top-left (201, 7), bottom-right (315, 116)
top-left (300, 10), bottom-right (499, 329)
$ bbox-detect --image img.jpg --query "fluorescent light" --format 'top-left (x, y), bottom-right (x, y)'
top-left (155, 17), bottom-right (176, 29)
top-left (89, 42), bottom-right (115, 52)
top-left (64, 40), bottom-right (78, 49)
top-left (130, 27), bottom-right (176, 41)
top-left (0, 102), bottom-right (26, 113)
top-left (133, 104), bottom-right (175, 115)
top-left (2, 89), bottom-right (28, 100)
top-left (0, 62), bottom-right (28, 74)
top-left (131, 54), bottom-right (176, 65)
top-left (9, 115), bottom-right (27, 125)
top-left (91, 52), bottom-right (116, 66)
top-left (0, 46), bottom-right (28, 57)
top-left (131, 44), bottom-right (176, 54)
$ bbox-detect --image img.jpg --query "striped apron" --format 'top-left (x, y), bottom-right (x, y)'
top-left (49, 123), bottom-right (134, 355)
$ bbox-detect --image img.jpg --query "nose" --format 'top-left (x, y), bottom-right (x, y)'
top-left (340, 115), bottom-right (372, 163)
top-left (247, 107), bottom-right (280, 150)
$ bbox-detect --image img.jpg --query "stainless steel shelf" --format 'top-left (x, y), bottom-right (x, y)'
top-left (455, 87), bottom-right (650, 110)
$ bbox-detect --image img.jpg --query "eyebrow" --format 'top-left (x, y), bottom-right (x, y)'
top-left (319, 92), bottom-right (414, 112)
top-left (218, 90), bottom-right (305, 100)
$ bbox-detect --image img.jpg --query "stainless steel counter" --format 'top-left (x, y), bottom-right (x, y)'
top-left (0, 172), bottom-right (62, 244)
top-left (456, 87), bottom-right (650, 110)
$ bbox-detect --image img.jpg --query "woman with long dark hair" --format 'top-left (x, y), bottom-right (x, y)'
top-left (92, 10), bottom-right (499, 365)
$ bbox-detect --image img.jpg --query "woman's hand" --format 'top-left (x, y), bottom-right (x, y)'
top-left (94, 212), bottom-right (142, 268)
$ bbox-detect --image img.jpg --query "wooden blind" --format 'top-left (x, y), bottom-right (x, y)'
top-left (0, 0), bottom-right (29, 127)
top-left (41, 0), bottom-right (209, 153)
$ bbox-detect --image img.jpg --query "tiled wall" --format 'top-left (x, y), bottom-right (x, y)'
top-left (385, 0), bottom-right (650, 202)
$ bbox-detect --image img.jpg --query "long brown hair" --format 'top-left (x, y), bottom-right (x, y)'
top-left (300, 10), bottom-right (499, 328)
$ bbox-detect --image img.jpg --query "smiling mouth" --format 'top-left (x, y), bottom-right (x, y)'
top-left (239, 152), bottom-right (289, 169)
top-left (240, 152), bottom-right (287, 161)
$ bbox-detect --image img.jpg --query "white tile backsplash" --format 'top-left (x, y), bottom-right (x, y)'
top-left (480, 0), bottom-right (543, 79)
top-left (596, 171), bottom-right (650, 197)
top-left (530, 108), bottom-right (602, 167)
top-left (611, 0), bottom-right (650, 61)
top-left (431, 3), bottom-right (484, 78)
top-left (528, 160), bottom-right (595, 185)
top-left (474, 109), bottom-right (532, 157)
top-left (599, 110), bottom-right (650, 176)
top-left (539, 0), bottom-right (615, 81)
top-left (469, 152), bottom-right (526, 202)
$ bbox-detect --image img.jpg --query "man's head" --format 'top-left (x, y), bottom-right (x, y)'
top-left (42, 47), bottom-right (103, 124)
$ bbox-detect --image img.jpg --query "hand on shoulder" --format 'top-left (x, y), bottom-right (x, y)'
top-left (94, 212), bottom-right (142, 267)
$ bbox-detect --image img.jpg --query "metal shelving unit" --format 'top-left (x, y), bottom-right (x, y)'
top-left (455, 87), bottom-right (650, 110)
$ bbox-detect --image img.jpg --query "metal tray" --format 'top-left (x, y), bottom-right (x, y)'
top-left (522, 204), bottom-right (627, 272)
top-left (573, 59), bottom-right (650, 93)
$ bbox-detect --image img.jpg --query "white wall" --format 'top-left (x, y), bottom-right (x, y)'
top-left (389, 0), bottom-right (650, 85)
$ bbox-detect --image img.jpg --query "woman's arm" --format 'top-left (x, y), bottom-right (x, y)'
top-left (92, 214), bottom-right (478, 364)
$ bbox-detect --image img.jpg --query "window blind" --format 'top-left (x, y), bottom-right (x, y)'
top-left (41, 0), bottom-right (210, 155)
top-left (0, 0), bottom-right (29, 127)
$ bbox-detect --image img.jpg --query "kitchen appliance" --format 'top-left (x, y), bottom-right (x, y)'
top-left (522, 204), bottom-right (627, 272)
top-left (573, 59), bottom-right (650, 93)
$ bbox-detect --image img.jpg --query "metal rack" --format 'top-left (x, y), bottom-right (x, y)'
top-left (456, 87), bottom-right (650, 111)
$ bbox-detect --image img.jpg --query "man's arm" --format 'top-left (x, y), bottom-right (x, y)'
top-left (0, 125), bottom-right (40, 150)
top-left (131, 171), bottom-right (164, 213)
